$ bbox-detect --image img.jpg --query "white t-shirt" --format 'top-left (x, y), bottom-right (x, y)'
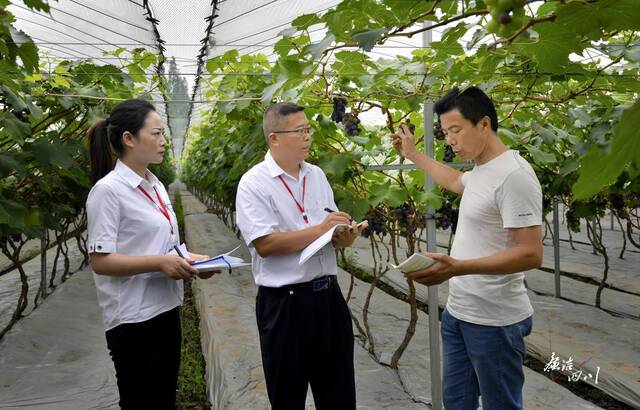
top-left (235, 151), bottom-right (338, 288)
top-left (86, 159), bottom-right (182, 331)
top-left (447, 150), bottom-right (542, 326)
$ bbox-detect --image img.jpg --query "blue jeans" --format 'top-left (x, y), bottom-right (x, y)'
top-left (441, 309), bottom-right (532, 410)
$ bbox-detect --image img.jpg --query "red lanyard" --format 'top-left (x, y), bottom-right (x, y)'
top-left (278, 175), bottom-right (308, 224)
top-left (137, 185), bottom-right (174, 235)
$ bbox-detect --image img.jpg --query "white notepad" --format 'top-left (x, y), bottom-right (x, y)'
top-left (390, 253), bottom-right (436, 273)
top-left (299, 221), bottom-right (368, 266)
top-left (170, 244), bottom-right (252, 272)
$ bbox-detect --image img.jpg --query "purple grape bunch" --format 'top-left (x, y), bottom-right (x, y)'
top-left (392, 203), bottom-right (415, 238)
top-left (343, 113), bottom-right (361, 136)
top-left (436, 200), bottom-right (459, 233)
top-left (434, 121), bottom-right (445, 140)
top-left (362, 211), bottom-right (387, 238)
top-left (443, 145), bottom-right (455, 162)
top-left (331, 97), bottom-right (347, 123)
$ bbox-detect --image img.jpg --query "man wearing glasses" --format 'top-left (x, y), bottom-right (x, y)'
top-left (235, 102), bottom-right (367, 409)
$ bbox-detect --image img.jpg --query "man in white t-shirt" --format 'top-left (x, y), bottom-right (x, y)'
top-left (392, 86), bottom-right (542, 410)
top-left (235, 102), bottom-right (367, 409)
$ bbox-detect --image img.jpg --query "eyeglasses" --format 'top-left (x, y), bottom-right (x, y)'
top-left (272, 127), bottom-right (314, 137)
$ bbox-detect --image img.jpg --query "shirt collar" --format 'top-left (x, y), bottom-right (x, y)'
top-left (114, 159), bottom-right (158, 189)
top-left (265, 151), bottom-right (310, 180)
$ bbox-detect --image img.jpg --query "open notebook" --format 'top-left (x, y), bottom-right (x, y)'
top-left (389, 253), bottom-right (436, 273)
top-left (299, 221), bottom-right (368, 266)
top-left (170, 244), bottom-right (252, 272)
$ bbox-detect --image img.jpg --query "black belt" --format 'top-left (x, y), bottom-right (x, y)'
top-left (262, 275), bottom-right (336, 292)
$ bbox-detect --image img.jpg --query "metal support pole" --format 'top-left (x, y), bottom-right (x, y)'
top-left (610, 212), bottom-right (614, 231)
top-left (423, 22), bottom-right (442, 410)
top-left (552, 199), bottom-right (561, 298)
top-left (591, 218), bottom-right (597, 254)
top-left (40, 228), bottom-right (48, 300)
top-left (365, 162), bottom-right (472, 171)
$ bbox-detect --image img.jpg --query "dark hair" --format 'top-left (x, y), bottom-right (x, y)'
top-left (262, 102), bottom-right (305, 143)
top-left (434, 86), bottom-right (498, 132)
top-left (87, 99), bottom-right (156, 184)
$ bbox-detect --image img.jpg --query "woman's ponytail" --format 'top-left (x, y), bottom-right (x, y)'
top-left (87, 119), bottom-right (113, 185)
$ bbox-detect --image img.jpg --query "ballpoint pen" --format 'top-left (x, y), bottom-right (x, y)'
top-left (324, 207), bottom-right (353, 222)
top-left (173, 245), bottom-right (186, 259)
top-left (173, 245), bottom-right (197, 279)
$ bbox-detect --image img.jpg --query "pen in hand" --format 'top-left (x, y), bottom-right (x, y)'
top-left (173, 245), bottom-right (197, 279)
top-left (324, 208), bottom-right (354, 231)
top-left (324, 208), bottom-right (353, 222)
top-left (173, 245), bottom-right (186, 259)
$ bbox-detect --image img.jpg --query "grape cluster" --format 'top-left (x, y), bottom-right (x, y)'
top-left (331, 97), bottom-right (347, 123)
top-left (362, 211), bottom-right (387, 238)
top-left (436, 200), bottom-right (459, 234)
top-left (485, 0), bottom-right (528, 38)
top-left (542, 195), bottom-right (551, 214)
top-left (434, 121), bottom-right (445, 140)
top-left (12, 108), bottom-right (30, 123)
top-left (392, 203), bottom-right (415, 238)
top-left (610, 194), bottom-right (625, 212)
top-left (3, 234), bottom-right (23, 243)
top-left (331, 97), bottom-right (361, 136)
top-left (565, 207), bottom-right (581, 233)
top-left (343, 112), bottom-right (361, 136)
top-left (443, 145), bottom-right (455, 162)
top-left (343, 167), bottom-right (360, 180)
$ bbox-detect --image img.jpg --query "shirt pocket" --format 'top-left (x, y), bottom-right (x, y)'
top-left (304, 198), bottom-right (325, 225)
top-left (305, 197), bottom-right (322, 212)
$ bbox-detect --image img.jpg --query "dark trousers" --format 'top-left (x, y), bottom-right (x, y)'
top-left (105, 307), bottom-right (182, 410)
top-left (256, 276), bottom-right (356, 410)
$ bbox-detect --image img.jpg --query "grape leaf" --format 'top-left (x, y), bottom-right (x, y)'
top-left (30, 140), bottom-right (75, 168)
top-left (573, 100), bottom-right (640, 199)
top-left (292, 13), bottom-right (322, 30)
top-left (513, 22), bottom-right (582, 73)
top-left (352, 28), bottom-right (387, 52)
top-left (0, 112), bottom-right (30, 144)
top-left (308, 33), bottom-right (336, 60)
top-left (0, 152), bottom-right (26, 177)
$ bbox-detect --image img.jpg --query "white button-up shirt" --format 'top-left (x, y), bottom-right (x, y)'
top-left (86, 159), bottom-right (182, 331)
top-left (236, 151), bottom-right (339, 287)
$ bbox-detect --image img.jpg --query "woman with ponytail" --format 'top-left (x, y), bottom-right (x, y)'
top-left (85, 99), bottom-right (215, 409)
